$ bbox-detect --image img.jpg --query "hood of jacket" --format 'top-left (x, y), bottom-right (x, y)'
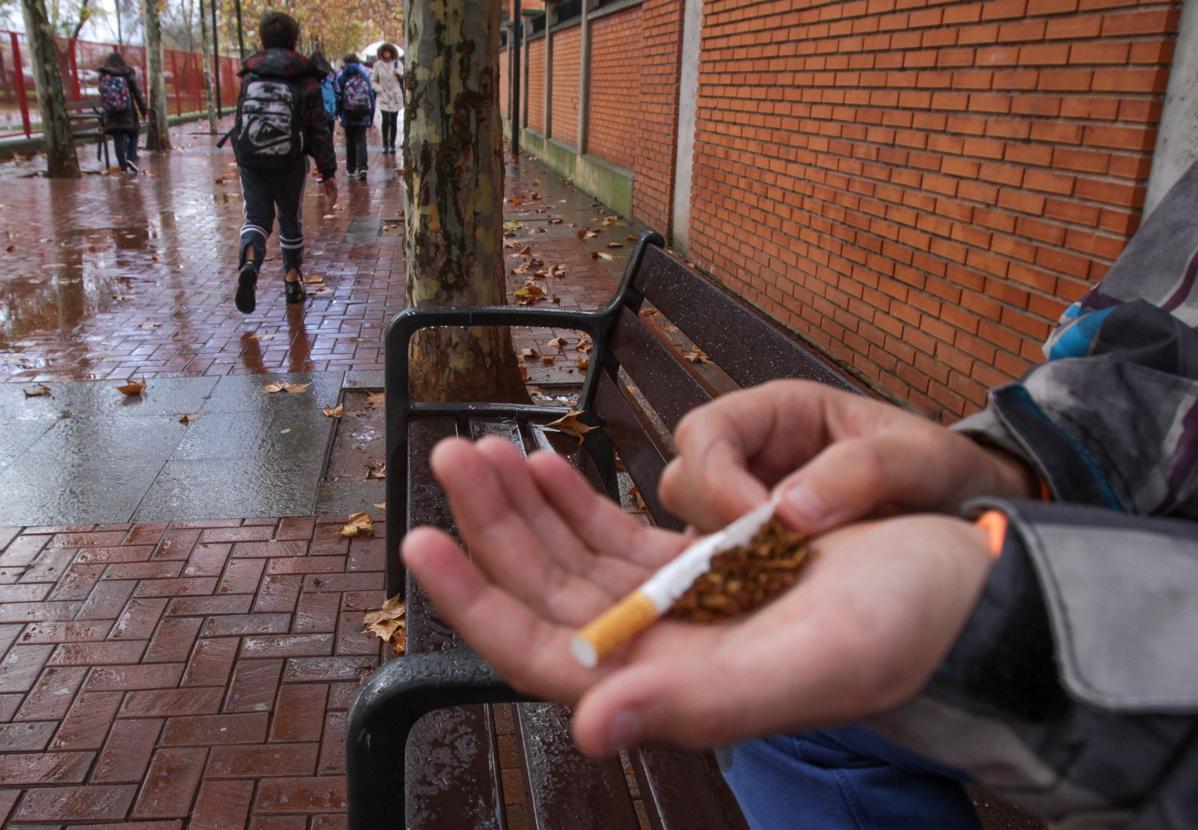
top-left (99, 64), bottom-right (134, 77)
top-left (338, 62), bottom-right (370, 81)
top-left (240, 48), bottom-right (320, 80)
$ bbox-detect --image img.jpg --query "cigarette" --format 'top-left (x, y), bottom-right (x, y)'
top-left (570, 500), bottom-right (777, 668)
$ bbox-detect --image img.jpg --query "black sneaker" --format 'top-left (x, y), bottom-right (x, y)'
top-left (125, 160), bottom-right (140, 174)
top-left (235, 261), bottom-right (258, 314)
top-left (358, 170), bottom-right (367, 182)
top-left (284, 271), bottom-right (306, 304)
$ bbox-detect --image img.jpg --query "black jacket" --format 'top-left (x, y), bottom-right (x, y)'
top-left (98, 64), bottom-right (147, 133)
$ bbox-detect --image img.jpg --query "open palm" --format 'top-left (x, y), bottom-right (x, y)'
top-left (403, 437), bottom-right (992, 757)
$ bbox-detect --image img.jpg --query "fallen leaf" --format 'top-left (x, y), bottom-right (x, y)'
top-left (577, 228), bottom-right (600, 240)
top-left (626, 234), bottom-right (638, 242)
top-left (685, 347), bottom-right (712, 364)
top-left (279, 428), bottom-right (292, 434)
top-left (519, 347), bottom-right (540, 360)
top-left (513, 283), bottom-right (547, 305)
top-left (541, 356), bottom-right (555, 366)
top-left (607, 242), bottom-right (624, 249)
top-left (179, 412), bottom-right (200, 424)
top-left (322, 403), bottom-right (344, 418)
top-left (214, 176), bottom-right (225, 184)
top-left (365, 461), bottom-right (386, 480)
top-left (5, 244), bottom-right (14, 253)
top-left (263, 382), bottom-right (311, 394)
top-left (601, 215), bottom-right (621, 226)
top-left (116, 379), bottom-right (146, 396)
top-left (591, 251), bottom-right (614, 261)
top-left (363, 595), bottom-right (405, 655)
top-left (23, 384), bottom-right (51, 397)
top-left (321, 213), bottom-right (336, 219)
top-left (518, 365), bottom-right (529, 382)
top-left (546, 410), bottom-right (598, 444)
top-left (630, 486), bottom-right (648, 511)
top-left (373, 502), bottom-right (386, 509)
top-left (548, 336), bottom-right (566, 350)
top-left (576, 335), bottom-right (594, 354)
top-left (138, 322), bottom-right (161, 330)
top-left (339, 512), bottom-right (374, 538)
top-left (365, 391), bottom-right (385, 409)
top-left (577, 357), bottom-right (590, 369)
top-left (303, 274), bottom-right (325, 285)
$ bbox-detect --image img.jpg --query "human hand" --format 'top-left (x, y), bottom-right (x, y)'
top-left (660, 380), bottom-right (1037, 534)
top-left (403, 436), bottom-right (994, 757)
top-left (321, 178), bottom-right (338, 205)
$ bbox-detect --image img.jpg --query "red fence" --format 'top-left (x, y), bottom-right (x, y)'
top-left (0, 31), bottom-right (240, 139)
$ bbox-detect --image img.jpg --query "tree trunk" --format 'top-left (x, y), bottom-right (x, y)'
top-left (404, 0), bottom-right (527, 403)
top-left (198, 0), bottom-right (216, 133)
top-left (20, 0), bottom-right (80, 177)
top-left (142, 0), bottom-right (171, 151)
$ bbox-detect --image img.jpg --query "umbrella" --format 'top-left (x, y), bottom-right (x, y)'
top-left (362, 41), bottom-right (403, 61)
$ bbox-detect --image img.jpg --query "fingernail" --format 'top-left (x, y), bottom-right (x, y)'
top-left (604, 710), bottom-right (641, 754)
top-left (783, 484), bottom-right (826, 523)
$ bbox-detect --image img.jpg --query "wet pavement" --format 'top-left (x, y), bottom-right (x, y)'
top-left (0, 116), bottom-right (642, 827)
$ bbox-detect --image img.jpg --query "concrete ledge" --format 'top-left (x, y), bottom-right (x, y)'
top-left (504, 118), bottom-right (633, 216)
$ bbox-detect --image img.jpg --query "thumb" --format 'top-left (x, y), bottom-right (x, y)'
top-left (571, 661), bottom-right (741, 758)
top-left (772, 435), bottom-right (914, 534)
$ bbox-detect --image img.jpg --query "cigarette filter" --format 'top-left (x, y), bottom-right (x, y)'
top-left (571, 500), bottom-right (776, 668)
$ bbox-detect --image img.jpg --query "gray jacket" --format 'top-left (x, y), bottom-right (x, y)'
top-left (868, 163), bottom-right (1198, 829)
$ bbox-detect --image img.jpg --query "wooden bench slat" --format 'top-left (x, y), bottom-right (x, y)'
top-left (634, 246), bottom-right (858, 394)
top-left (515, 702), bottom-right (642, 830)
top-left (609, 306), bottom-right (714, 432)
top-left (405, 416), bottom-right (507, 830)
top-left (593, 371), bottom-right (681, 531)
top-left (633, 745), bottom-right (750, 830)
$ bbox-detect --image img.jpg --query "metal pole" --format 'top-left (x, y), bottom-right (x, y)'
top-left (11, 33), bottom-right (31, 138)
top-left (211, 0), bottom-right (222, 116)
top-left (234, 0), bottom-right (245, 60)
top-left (511, 0), bottom-right (520, 157)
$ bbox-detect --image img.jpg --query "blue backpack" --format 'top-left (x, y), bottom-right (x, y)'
top-left (320, 77), bottom-right (336, 119)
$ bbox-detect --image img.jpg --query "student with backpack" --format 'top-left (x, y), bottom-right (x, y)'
top-left (98, 51), bottom-right (147, 175)
top-left (231, 12), bottom-right (337, 315)
top-left (310, 51), bottom-right (338, 134)
top-left (336, 54), bottom-right (375, 181)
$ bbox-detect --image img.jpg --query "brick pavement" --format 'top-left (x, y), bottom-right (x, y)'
top-left (0, 118), bottom-right (637, 386)
top-left (0, 516), bottom-right (384, 828)
top-left (0, 121), bottom-right (648, 827)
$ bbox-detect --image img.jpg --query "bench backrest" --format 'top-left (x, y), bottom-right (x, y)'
top-left (588, 240), bottom-right (860, 529)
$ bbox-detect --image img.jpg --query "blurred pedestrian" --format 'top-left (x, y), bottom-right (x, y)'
top-left (229, 11), bottom-right (337, 314)
top-left (371, 43), bottom-right (403, 155)
top-left (97, 51), bottom-right (147, 175)
top-left (336, 54), bottom-right (375, 181)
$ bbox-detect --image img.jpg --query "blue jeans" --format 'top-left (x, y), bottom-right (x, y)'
top-left (111, 130), bottom-right (138, 169)
top-left (719, 727), bottom-right (982, 830)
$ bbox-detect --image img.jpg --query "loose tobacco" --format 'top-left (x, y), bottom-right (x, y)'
top-left (670, 517), bottom-right (812, 622)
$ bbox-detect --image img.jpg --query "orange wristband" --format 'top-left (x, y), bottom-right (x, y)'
top-left (975, 510), bottom-right (1008, 559)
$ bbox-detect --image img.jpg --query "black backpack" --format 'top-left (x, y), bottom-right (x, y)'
top-left (232, 74), bottom-right (304, 168)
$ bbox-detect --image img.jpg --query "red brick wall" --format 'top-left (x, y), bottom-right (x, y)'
top-left (588, 6), bottom-right (643, 170)
top-left (499, 47), bottom-right (510, 117)
top-left (632, 0), bottom-right (685, 233)
top-left (685, 0), bottom-right (1178, 419)
top-left (527, 37), bottom-right (546, 133)
top-left (551, 25), bottom-right (582, 146)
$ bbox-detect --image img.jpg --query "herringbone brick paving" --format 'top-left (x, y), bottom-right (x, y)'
top-left (0, 516), bottom-right (384, 828)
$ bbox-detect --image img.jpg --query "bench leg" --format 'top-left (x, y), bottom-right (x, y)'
top-left (346, 650), bottom-right (532, 830)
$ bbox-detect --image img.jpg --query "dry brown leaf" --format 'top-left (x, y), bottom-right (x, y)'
top-left (548, 336), bottom-right (566, 350)
top-left (339, 512), bottom-right (374, 538)
top-left (576, 335), bottom-right (594, 354)
top-left (546, 410), bottom-right (598, 443)
top-left (363, 595), bottom-right (406, 655)
top-left (607, 242), bottom-right (624, 249)
top-left (548, 264), bottom-right (567, 278)
top-left (279, 428), bottom-right (292, 434)
top-left (179, 412), bottom-right (201, 424)
top-left (596, 251), bottom-right (614, 261)
top-left (365, 391), bottom-right (385, 409)
top-left (601, 215), bottom-right (620, 226)
top-left (263, 382), bottom-right (311, 394)
top-left (626, 234), bottom-right (638, 242)
top-left (577, 357), bottom-right (590, 370)
top-left (23, 384), bottom-right (51, 398)
top-left (373, 502), bottom-right (386, 509)
top-left (303, 274), bottom-right (325, 285)
top-left (685, 347), bottom-right (712, 364)
top-left (214, 176), bottom-right (225, 184)
top-left (513, 283), bottom-right (547, 305)
top-left (541, 356), bottom-right (555, 366)
top-left (518, 365), bottom-right (530, 382)
top-left (116, 378), bottom-right (146, 396)
top-left (519, 347), bottom-right (540, 360)
top-left (322, 403), bottom-right (344, 418)
top-left (577, 228), bottom-right (600, 240)
top-left (138, 322), bottom-right (161, 330)
top-left (365, 461), bottom-right (386, 480)
top-left (629, 486), bottom-right (648, 511)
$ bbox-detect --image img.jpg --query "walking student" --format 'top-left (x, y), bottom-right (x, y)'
top-left (336, 54), bottom-right (375, 181)
top-left (371, 44), bottom-right (403, 155)
top-left (98, 51), bottom-right (147, 175)
top-left (230, 11), bottom-right (336, 315)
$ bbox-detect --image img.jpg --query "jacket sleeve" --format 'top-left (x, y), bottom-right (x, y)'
top-left (865, 499), bottom-right (1198, 828)
top-left (130, 77), bottom-right (148, 116)
top-left (370, 63), bottom-right (382, 92)
top-left (953, 162), bottom-right (1198, 521)
top-left (302, 77), bottom-right (336, 180)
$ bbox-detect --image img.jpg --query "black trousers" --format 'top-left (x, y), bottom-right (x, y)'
top-left (238, 159), bottom-right (307, 273)
top-left (344, 125), bottom-right (368, 173)
top-left (381, 110), bottom-right (398, 149)
top-left (111, 129), bottom-right (139, 169)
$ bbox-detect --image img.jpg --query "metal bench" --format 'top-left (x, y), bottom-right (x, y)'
top-left (66, 98), bottom-right (112, 169)
top-left (347, 232), bottom-right (1040, 828)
